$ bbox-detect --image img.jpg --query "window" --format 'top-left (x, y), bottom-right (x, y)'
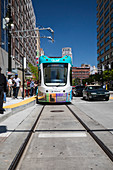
top-left (100, 0), bottom-right (103, 9)
top-left (105, 27), bottom-right (109, 35)
top-left (105, 36), bottom-right (109, 43)
top-left (111, 42), bottom-right (113, 47)
top-left (105, 45), bottom-right (110, 51)
top-left (43, 63), bottom-right (68, 86)
top-left (111, 32), bottom-right (113, 38)
top-left (100, 41), bottom-right (104, 47)
top-left (97, 46), bottom-right (99, 50)
top-left (97, 38), bottom-right (99, 43)
top-left (100, 17), bottom-right (103, 25)
top-left (100, 49), bottom-right (104, 55)
top-left (111, 3), bottom-right (113, 10)
top-left (104, 0), bottom-right (109, 10)
top-left (105, 17), bottom-right (109, 26)
top-left (111, 13), bottom-right (113, 20)
top-left (100, 8), bottom-right (103, 17)
top-left (111, 22), bottom-right (113, 28)
top-left (100, 33), bottom-right (104, 40)
top-left (105, 8), bottom-right (109, 17)
top-left (100, 25), bottom-right (103, 32)
top-left (101, 57), bottom-right (104, 62)
top-left (97, 53), bottom-right (99, 57)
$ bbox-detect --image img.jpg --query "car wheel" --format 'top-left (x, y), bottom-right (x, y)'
top-left (105, 97), bottom-right (109, 101)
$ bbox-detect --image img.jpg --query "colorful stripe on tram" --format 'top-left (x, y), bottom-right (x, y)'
top-left (38, 91), bottom-right (72, 103)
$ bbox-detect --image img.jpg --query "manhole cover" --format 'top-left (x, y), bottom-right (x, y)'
top-left (51, 110), bottom-right (64, 112)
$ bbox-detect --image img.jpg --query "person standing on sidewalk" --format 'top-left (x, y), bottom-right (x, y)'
top-left (0, 67), bottom-right (7, 114)
top-left (13, 74), bottom-right (21, 98)
top-left (30, 78), bottom-right (34, 96)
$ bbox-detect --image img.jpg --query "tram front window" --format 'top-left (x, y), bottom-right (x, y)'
top-left (43, 63), bottom-right (68, 86)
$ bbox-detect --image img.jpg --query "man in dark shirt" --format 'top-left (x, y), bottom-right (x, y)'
top-left (0, 67), bottom-right (7, 114)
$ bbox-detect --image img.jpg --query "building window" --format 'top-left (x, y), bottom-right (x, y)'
top-left (100, 33), bottom-right (104, 40)
top-left (100, 25), bottom-right (103, 32)
top-left (111, 3), bottom-right (113, 10)
top-left (97, 46), bottom-right (99, 50)
top-left (100, 8), bottom-right (103, 17)
top-left (105, 27), bottom-right (109, 35)
top-left (100, 17), bottom-right (103, 25)
top-left (111, 32), bottom-right (113, 38)
top-left (105, 8), bottom-right (109, 18)
top-left (104, 17), bottom-right (109, 26)
top-left (100, 0), bottom-right (103, 9)
top-left (100, 49), bottom-right (104, 55)
top-left (104, 0), bottom-right (109, 10)
top-left (105, 44), bottom-right (110, 51)
top-left (100, 41), bottom-right (104, 47)
top-left (97, 38), bottom-right (99, 43)
top-left (111, 22), bottom-right (113, 28)
top-left (101, 57), bottom-right (104, 62)
top-left (111, 42), bottom-right (113, 47)
top-left (97, 53), bottom-right (99, 57)
top-left (105, 36), bottom-right (109, 43)
top-left (15, 50), bottom-right (18, 59)
top-left (111, 13), bottom-right (113, 20)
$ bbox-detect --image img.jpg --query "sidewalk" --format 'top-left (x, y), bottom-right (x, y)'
top-left (0, 96), bottom-right (36, 123)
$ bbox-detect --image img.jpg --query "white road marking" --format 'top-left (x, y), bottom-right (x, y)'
top-left (38, 132), bottom-right (87, 138)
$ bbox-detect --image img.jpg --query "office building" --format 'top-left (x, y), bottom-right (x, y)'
top-left (62, 47), bottom-right (72, 61)
top-left (0, 0), bottom-right (39, 75)
top-left (97, 0), bottom-right (113, 71)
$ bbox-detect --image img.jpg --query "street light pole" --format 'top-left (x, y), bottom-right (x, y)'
top-left (22, 57), bottom-right (24, 99)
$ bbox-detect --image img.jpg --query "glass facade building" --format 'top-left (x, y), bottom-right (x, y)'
top-left (97, 0), bottom-right (113, 70)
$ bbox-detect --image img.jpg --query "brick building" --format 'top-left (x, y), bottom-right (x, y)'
top-left (72, 66), bottom-right (90, 83)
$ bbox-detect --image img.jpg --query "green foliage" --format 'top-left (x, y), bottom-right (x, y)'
top-left (28, 63), bottom-right (38, 80)
top-left (72, 77), bottom-right (80, 86)
top-left (103, 69), bottom-right (113, 81)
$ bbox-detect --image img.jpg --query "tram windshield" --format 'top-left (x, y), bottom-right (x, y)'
top-left (43, 63), bottom-right (68, 86)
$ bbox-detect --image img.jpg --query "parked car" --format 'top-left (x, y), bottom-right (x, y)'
top-left (83, 85), bottom-right (110, 101)
top-left (73, 85), bottom-right (85, 97)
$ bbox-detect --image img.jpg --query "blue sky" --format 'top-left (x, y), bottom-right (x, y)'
top-left (32, 0), bottom-right (97, 67)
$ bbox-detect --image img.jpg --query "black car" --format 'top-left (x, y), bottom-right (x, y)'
top-left (73, 85), bottom-right (85, 97)
top-left (83, 85), bottom-right (110, 101)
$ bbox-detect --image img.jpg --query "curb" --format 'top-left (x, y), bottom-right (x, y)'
top-left (0, 97), bottom-right (36, 123)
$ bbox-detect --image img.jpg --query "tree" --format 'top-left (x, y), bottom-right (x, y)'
top-left (28, 63), bottom-right (38, 80)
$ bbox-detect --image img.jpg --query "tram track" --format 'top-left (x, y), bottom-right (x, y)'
top-left (66, 105), bottom-right (113, 162)
top-left (8, 106), bottom-right (45, 170)
top-left (8, 104), bottom-right (113, 170)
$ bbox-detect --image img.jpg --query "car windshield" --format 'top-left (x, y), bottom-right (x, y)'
top-left (43, 63), bottom-right (68, 86)
top-left (88, 86), bottom-right (102, 90)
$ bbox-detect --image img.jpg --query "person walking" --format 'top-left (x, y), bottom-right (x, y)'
top-left (30, 78), bottom-right (34, 96)
top-left (0, 67), bottom-right (7, 114)
top-left (8, 76), bottom-right (13, 97)
top-left (13, 74), bottom-right (21, 98)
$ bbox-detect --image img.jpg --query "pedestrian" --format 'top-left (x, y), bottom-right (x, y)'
top-left (0, 67), bottom-right (7, 114)
top-left (8, 76), bottom-right (13, 97)
top-left (13, 74), bottom-right (21, 98)
top-left (24, 79), bottom-right (28, 97)
top-left (12, 79), bottom-right (16, 98)
top-left (27, 79), bottom-right (30, 97)
top-left (30, 78), bottom-right (34, 96)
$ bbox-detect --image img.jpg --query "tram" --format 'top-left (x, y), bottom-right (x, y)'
top-left (37, 55), bottom-right (72, 103)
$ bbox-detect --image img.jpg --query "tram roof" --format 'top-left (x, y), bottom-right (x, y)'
top-left (39, 55), bottom-right (72, 65)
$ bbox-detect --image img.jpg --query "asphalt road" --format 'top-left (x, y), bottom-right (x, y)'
top-left (72, 97), bottom-right (113, 133)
